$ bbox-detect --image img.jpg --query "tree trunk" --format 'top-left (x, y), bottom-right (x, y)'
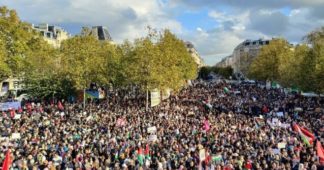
top-left (83, 88), bottom-right (86, 109)
top-left (146, 87), bottom-right (149, 111)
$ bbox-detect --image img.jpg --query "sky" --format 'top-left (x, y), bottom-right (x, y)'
top-left (1, 0), bottom-right (324, 65)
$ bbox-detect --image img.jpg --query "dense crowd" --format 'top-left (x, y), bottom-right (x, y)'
top-left (0, 80), bottom-right (324, 170)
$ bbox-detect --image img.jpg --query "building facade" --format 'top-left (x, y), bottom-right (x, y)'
top-left (0, 77), bottom-right (23, 97)
top-left (185, 41), bottom-right (205, 67)
top-left (81, 26), bottom-right (113, 42)
top-left (216, 39), bottom-right (271, 74)
top-left (33, 23), bottom-right (70, 48)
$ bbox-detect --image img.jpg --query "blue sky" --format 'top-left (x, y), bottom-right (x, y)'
top-left (1, 0), bottom-right (324, 65)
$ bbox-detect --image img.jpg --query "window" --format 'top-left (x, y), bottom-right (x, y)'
top-left (252, 41), bottom-right (257, 45)
top-left (97, 27), bottom-right (105, 40)
top-left (13, 81), bottom-right (19, 89)
top-left (265, 41), bottom-right (270, 45)
top-left (244, 42), bottom-right (250, 46)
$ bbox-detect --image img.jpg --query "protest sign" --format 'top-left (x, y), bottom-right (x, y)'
top-left (14, 114), bottom-right (21, 120)
top-left (147, 126), bottom-right (157, 133)
top-left (276, 112), bottom-right (284, 117)
top-left (199, 149), bottom-right (206, 161)
top-left (11, 133), bottom-right (21, 140)
top-left (149, 135), bottom-right (158, 142)
top-left (278, 142), bottom-right (287, 149)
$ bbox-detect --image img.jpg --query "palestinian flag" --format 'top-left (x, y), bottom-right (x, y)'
top-left (316, 141), bottom-right (324, 165)
top-left (293, 123), bottom-right (315, 147)
top-left (144, 144), bottom-right (150, 159)
top-left (254, 117), bottom-right (265, 127)
top-left (137, 148), bottom-right (144, 165)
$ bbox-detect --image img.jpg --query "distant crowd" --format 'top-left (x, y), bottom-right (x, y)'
top-left (1, 80), bottom-right (324, 170)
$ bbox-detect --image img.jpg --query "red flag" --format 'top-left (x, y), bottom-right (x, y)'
top-left (58, 101), bottom-right (64, 111)
top-left (144, 144), bottom-right (150, 156)
top-left (317, 141), bottom-right (324, 165)
top-left (2, 149), bottom-right (12, 170)
top-left (18, 107), bottom-right (23, 113)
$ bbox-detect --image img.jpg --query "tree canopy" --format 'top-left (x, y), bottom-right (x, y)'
top-left (0, 6), bottom-right (198, 100)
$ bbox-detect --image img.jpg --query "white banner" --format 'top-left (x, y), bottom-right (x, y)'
top-left (162, 88), bottom-right (171, 100)
top-left (151, 89), bottom-right (161, 107)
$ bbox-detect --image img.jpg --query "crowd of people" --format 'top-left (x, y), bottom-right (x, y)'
top-left (0, 80), bottom-right (323, 170)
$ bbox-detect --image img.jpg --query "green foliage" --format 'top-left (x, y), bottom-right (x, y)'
top-left (122, 29), bottom-right (198, 93)
top-left (199, 66), bottom-right (213, 79)
top-left (199, 66), bottom-right (233, 79)
top-left (248, 38), bottom-right (291, 81)
top-left (60, 35), bottom-right (102, 89)
top-left (0, 6), bottom-right (196, 100)
top-left (216, 66), bottom-right (233, 79)
top-left (300, 27), bottom-right (324, 93)
top-left (247, 30), bottom-right (324, 94)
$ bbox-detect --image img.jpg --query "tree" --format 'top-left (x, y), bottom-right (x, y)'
top-left (60, 35), bottom-right (102, 90)
top-left (199, 66), bottom-right (213, 79)
top-left (22, 36), bottom-right (75, 99)
top-left (278, 44), bottom-right (308, 88)
top-left (300, 27), bottom-right (324, 93)
top-left (248, 38), bottom-right (291, 81)
top-left (157, 30), bottom-right (197, 91)
top-left (0, 6), bottom-right (34, 80)
top-left (218, 66), bottom-right (233, 79)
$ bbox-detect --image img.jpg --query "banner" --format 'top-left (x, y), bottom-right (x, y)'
top-left (0, 102), bottom-right (21, 111)
top-left (278, 143), bottom-right (287, 149)
top-left (199, 149), bottom-right (206, 161)
top-left (84, 88), bottom-right (105, 100)
top-left (147, 126), bottom-right (157, 133)
top-left (162, 88), bottom-right (171, 100)
top-left (150, 89), bottom-right (161, 107)
top-left (276, 112), bottom-right (284, 117)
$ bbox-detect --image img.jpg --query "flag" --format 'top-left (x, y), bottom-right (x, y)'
top-left (58, 101), bottom-right (64, 111)
top-left (203, 119), bottom-right (210, 132)
top-left (2, 149), bottom-right (12, 170)
top-left (137, 148), bottom-right (144, 165)
top-left (254, 117), bottom-right (265, 126)
top-left (144, 144), bottom-right (150, 159)
top-left (300, 127), bottom-right (315, 141)
top-left (224, 87), bottom-right (229, 93)
top-left (293, 123), bottom-right (315, 146)
top-left (316, 141), bottom-right (324, 165)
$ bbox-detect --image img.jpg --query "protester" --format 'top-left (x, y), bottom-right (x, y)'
top-left (0, 80), bottom-right (323, 170)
